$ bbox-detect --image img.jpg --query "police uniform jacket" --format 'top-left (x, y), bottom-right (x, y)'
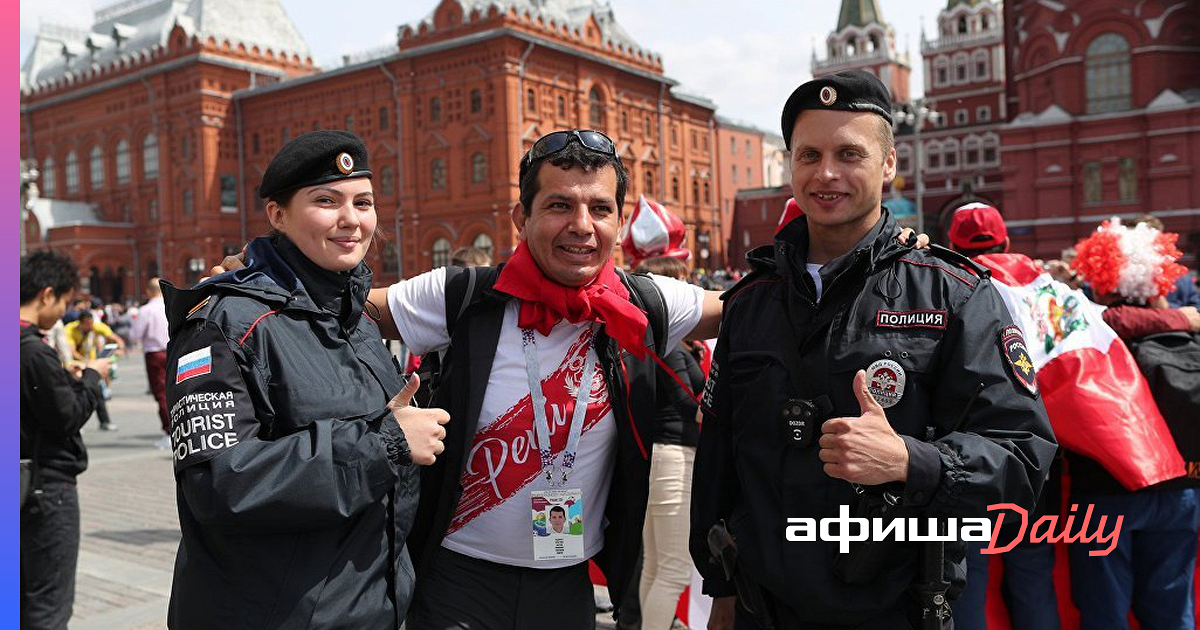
top-left (691, 210), bottom-right (1057, 626)
top-left (162, 235), bottom-right (417, 629)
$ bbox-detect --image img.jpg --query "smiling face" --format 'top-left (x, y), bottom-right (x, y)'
top-left (512, 164), bottom-right (623, 287)
top-left (789, 109), bottom-right (896, 231)
top-left (266, 178), bottom-right (377, 272)
top-left (549, 509), bottom-right (566, 533)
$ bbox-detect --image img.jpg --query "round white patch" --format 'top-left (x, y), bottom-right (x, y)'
top-left (865, 359), bottom-right (905, 408)
top-left (337, 152), bottom-right (354, 174)
top-left (819, 86), bottom-right (838, 106)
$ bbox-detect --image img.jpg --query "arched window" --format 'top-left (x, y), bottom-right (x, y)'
top-left (431, 237), bottom-right (451, 268)
top-left (65, 151), bottom-right (80, 194)
top-left (703, 181), bottom-right (711, 205)
top-left (143, 133), bottom-right (159, 179)
top-left (972, 50), bottom-right (989, 81)
top-left (472, 232), bottom-right (494, 258)
top-left (692, 179), bottom-right (700, 204)
top-left (644, 115), bottom-right (653, 136)
top-left (42, 157), bottom-right (56, 197)
top-left (934, 56), bottom-right (950, 87)
top-left (526, 88), bottom-right (537, 113)
top-left (621, 110), bottom-right (628, 133)
top-left (470, 89), bottom-right (482, 113)
top-left (963, 136), bottom-right (981, 166)
top-left (896, 144), bottom-right (912, 175)
top-left (925, 142), bottom-right (942, 171)
top-left (430, 96), bottom-right (442, 122)
top-left (557, 95), bottom-right (566, 118)
top-left (380, 165), bottom-right (395, 195)
top-left (869, 33), bottom-right (881, 52)
top-left (89, 145), bottom-right (105, 189)
top-left (115, 139), bottom-right (131, 184)
top-left (953, 52), bottom-right (969, 83)
top-left (981, 14), bottom-right (990, 30)
top-left (431, 158), bottom-right (446, 189)
top-left (671, 176), bottom-right (679, 200)
top-left (471, 152), bottom-right (487, 183)
top-left (1086, 33), bottom-right (1132, 114)
top-left (644, 169), bottom-right (654, 194)
top-left (957, 16), bottom-right (968, 34)
top-left (982, 134), bottom-right (1000, 165)
top-left (588, 87), bottom-right (604, 128)
top-left (942, 138), bottom-right (960, 169)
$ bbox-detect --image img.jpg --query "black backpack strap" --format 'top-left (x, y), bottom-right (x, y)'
top-left (444, 265), bottom-right (503, 339)
top-left (617, 269), bottom-right (669, 357)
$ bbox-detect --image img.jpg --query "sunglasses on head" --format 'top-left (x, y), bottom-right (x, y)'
top-left (522, 130), bottom-right (619, 168)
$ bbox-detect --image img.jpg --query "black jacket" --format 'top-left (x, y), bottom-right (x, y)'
top-left (162, 236), bottom-right (418, 630)
top-left (691, 211), bottom-right (1057, 626)
top-left (653, 343), bottom-right (704, 447)
top-left (20, 323), bottom-right (103, 485)
top-left (406, 267), bottom-right (665, 617)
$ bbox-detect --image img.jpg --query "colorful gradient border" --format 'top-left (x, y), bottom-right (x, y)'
top-left (10, 1), bottom-right (25, 621)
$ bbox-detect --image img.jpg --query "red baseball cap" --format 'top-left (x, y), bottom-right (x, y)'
top-left (948, 203), bottom-right (1007, 250)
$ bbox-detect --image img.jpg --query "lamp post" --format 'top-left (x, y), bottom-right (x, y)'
top-left (893, 99), bottom-right (943, 235)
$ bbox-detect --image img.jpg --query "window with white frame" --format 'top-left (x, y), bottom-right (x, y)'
top-left (943, 138), bottom-right (960, 169)
top-left (926, 142), bottom-right (942, 171)
top-left (963, 136), bottom-right (981, 166)
top-left (934, 56), bottom-right (949, 87)
top-left (954, 109), bottom-right (968, 125)
top-left (1085, 33), bottom-right (1132, 114)
top-left (115, 139), bottom-right (130, 184)
top-left (982, 134), bottom-right (999, 165)
top-left (431, 237), bottom-right (451, 268)
top-left (142, 134), bottom-right (159, 179)
top-left (953, 53), bottom-right (969, 84)
top-left (65, 151), bottom-right (79, 194)
top-left (896, 144), bottom-right (912, 175)
top-left (89, 145), bottom-right (105, 189)
top-left (976, 106), bottom-right (991, 122)
top-left (972, 50), bottom-right (989, 81)
top-left (42, 157), bottom-right (56, 197)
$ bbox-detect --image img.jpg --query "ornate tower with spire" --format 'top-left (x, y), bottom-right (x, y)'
top-left (811, 0), bottom-right (911, 103)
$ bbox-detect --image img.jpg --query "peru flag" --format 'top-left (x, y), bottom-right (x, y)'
top-left (975, 253), bottom-right (1184, 490)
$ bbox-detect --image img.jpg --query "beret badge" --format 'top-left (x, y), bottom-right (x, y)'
top-left (819, 86), bottom-right (838, 106)
top-left (336, 152), bottom-right (354, 174)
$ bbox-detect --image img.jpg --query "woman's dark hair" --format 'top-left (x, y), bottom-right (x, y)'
top-left (20, 250), bottom-right (78, 304)
top-left (518, 141), bottom-right (628, 215)
top-left (635, 256), bottom-right (689, 281)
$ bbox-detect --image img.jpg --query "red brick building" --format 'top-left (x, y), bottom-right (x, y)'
top-left (21, 0), bottom-right (725, 301)
top-left (1000, 0), bottom-right (1200, 262)
top-left (713, 116), bottom-right (768, 266)
top-left (908, 0), bottom-right (1006, 235)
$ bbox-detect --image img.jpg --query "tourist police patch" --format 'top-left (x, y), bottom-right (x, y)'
top-left (1000, 325), bottom-right (1038, 395)
top-left (866, 359), bottom-right (906, 408)
top-left (875, 309), bottom-right (948, 331)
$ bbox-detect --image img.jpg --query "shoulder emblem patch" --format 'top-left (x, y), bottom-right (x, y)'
top-left (1000, 325), bottom-right (1037, 395)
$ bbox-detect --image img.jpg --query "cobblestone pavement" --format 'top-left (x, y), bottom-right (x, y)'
top-left (69, 352), bottom-right (617, 629)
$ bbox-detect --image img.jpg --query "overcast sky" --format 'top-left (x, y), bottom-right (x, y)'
top-left (21, 0), bottom-right (944, 132)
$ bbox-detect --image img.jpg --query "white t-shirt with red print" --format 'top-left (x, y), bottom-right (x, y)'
top-left (387, 267), bottom-right (704, 568)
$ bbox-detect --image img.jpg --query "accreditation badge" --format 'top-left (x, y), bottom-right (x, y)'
top-left (531, 488), bottom-right (585, 561)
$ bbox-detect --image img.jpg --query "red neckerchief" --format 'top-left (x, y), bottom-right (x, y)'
top-left (494, 242), bottom-right (649, 358)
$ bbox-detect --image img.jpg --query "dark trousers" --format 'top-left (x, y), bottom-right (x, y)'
top-left (94, 396), bottom-right (112, 428)
top-left (21, 482), bottom-right (81, 630)
top-left (407, 546), bottom-right (596, 630)
top-left (144, 350), bottom-right (169, 433)
top-left (1069, 488), bottom-right (1200, 630)
top-left (954, 539), bottom-right (1059, 630)
top-left (734, 594), bottom-right (952, 630)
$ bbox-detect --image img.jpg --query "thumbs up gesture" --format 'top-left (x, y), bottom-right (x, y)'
top-left (818, 370), bottom-right (909, 485)
top-left (388, 374), bottom-right (450, 466)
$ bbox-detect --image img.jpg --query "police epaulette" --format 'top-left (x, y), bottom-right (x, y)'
top-left (925, 244), bottom-right (992, 280)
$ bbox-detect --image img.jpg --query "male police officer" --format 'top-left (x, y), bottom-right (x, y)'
top-left (690, 70), bottom-right (1057, 629)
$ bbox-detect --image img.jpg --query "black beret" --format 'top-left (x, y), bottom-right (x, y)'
top-left (780, 70), bottom-right (894, 150)
top-left (259, 130), bottom-right (372, 199)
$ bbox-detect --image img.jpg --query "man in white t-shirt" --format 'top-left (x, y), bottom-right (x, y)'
top-left (365, 129), bottom-right (722, 629)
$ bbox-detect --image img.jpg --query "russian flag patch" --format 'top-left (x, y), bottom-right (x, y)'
top-left (176, 346), bottom-right (213, 384)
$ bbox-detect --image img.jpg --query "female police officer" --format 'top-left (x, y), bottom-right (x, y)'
top-left (161, 131), bottom-right (448, 629)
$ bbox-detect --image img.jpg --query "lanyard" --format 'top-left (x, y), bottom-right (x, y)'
top-left (521, 327), bottom-right (596, 487)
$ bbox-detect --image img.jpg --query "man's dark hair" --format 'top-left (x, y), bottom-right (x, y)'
top-left (549, 505), bottom-right (566, 517)
top-left (20, 250), bottom-right (78, 305)
top-left (78, 311), bottom-right (95, 322)
top-left (519, 141), bottom-right (628, 215)
top-left (955, 242), bottom-right (1008, 259)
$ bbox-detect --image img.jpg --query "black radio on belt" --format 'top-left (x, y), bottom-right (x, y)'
top-left (781, 396), bottom-right (833, 448)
